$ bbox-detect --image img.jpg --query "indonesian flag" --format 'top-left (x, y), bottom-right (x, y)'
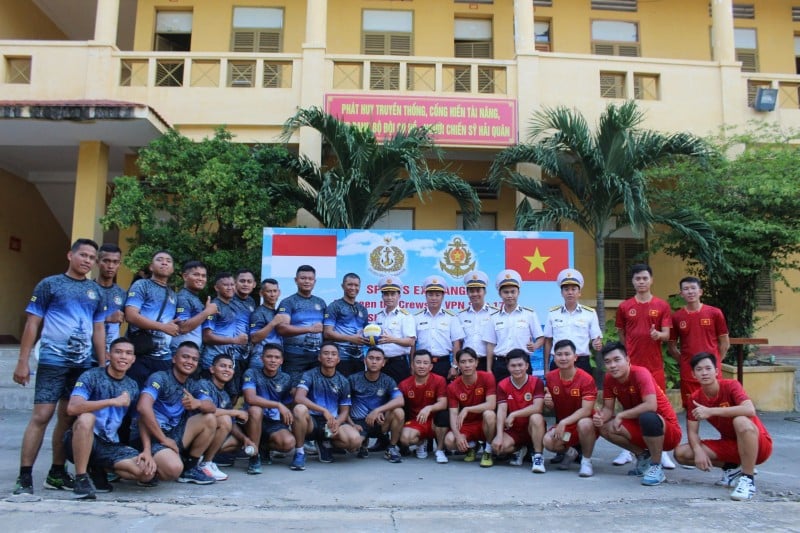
top-left (271, 234), bottom-right (338, 278)
top-left (504, 238), bottom-right (569, 281)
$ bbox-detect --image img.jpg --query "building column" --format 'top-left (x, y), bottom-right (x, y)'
top-left (710, 0), bottom-right (735, 63)
top-left (94, 0), bottom-right (120, 45)
top-left (513, 0), bottom-right (535, 55)
top-left (71, 141), bottom-right (109, 245)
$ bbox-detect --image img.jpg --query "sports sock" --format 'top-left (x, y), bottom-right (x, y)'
top-left (49, 464), bottom-right (66, 473)
top-left (743, 474), bottom-right (754, 480)
top-left (722, 462), bottom-right (739, 470)
top-left (20, 466), bottom-right (33, 477)
top-left (183, 456), bottom-right (199, 472)
top-left (295, 447), bottom-right (305, 456)
top-left (484, 444), bottom-right (492, 454)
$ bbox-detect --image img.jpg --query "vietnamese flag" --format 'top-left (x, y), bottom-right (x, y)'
top-left (271, 234), bottom-right (338, 278)
top-left (505, 238), bottom-right (569, 281)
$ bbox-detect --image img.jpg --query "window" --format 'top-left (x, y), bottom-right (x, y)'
top-left (453, 18), bottom-right (494, 93)
top-left (779, 81), bottom-right (800, 109)
top-left (534, 1), bottom-right (553, 6)
top-left (793, 6), bottom-right (800, 22)
top-left (5, 56), bottom-right (31, 84)
top-left (231, 7), bottom-right (283, 52)
top-left (371, 209), bottom-right (414, 229)
top-left (592, 0), bottom-right (637, 12)
top-left (732, 4), bottom-right (755, 19)
top-left (535, 20), bottom-right (551, 52)
top-left (600, 71), bottom-right (626, 98)
top-left (154, 11), bottom-right (192, 51)
top-left (734, 28), bottom-right (758, 72)
top-left (363, 10), bottom-right (413, 90)
top-left (456, 213), bottom-right (496, 230)
top-left (634, 73), bottom-right (659, 100)
top-left (794, 34), bottom-right (800, 74)
top-left (755, 266), bottom-right (775, 311)
top-left (604, 238), bottom-right (647, 299)
top-left (591, 20), bottom-right (640, 56)
top-left (747, 79), bottom-right (770, 107)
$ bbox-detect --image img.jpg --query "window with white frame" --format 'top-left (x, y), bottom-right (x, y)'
top-left (591, 20), bottom-right (639, 56)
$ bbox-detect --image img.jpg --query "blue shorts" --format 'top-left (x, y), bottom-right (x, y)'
top-left (64, 429), bottom-right (139, 469)
top-left (352, 418), bottom-right (384, 439)
top-left (34, 364), bottom-right (86, 404)
top-left (131, 417), bottom-right (188, 456)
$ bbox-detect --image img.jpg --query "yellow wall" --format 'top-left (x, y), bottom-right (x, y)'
top-left (0, 0), bottom-right (66, 40)
top-left (0, 169), bottom-right (69, 338)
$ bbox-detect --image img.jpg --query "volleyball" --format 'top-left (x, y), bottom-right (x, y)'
top-left (363, 323), bottom-right (382, 346)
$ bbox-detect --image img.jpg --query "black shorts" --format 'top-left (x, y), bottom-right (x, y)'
top-left (351, 418), bottom-right (384, 439)
top-left (64, 429), bottom-right (139, 469)
top-left (261, 418), bottom-right (290, 439)
top-left (127, 357), bottom-right (173, 389)
top-left (34, 364), bottom-right (86, 404)
top-left (310, 415), bottom-right (329, 441)
top-left (132, 417), bottom-right (187, 456)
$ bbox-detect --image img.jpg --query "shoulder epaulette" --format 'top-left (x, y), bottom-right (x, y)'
top-left (444, 309), bottom-right (456, 316)
top-left (580, 304), bottom-right (596, 312)
top-left (490, 309), bottom-right (501, 315)
top-left (549, 305), bottom-right (561, 311)
top-left (521, 306), bottom-right (535, 312)
top-left (459, 307), bottom-right (470, 314)
top-left (414, 309), bottom-right (424, 315)
top-left (488, 304), bottom-right (499, 311)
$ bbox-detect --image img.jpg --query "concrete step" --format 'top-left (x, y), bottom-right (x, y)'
top-left (0, 346), bottom-right (34, 409)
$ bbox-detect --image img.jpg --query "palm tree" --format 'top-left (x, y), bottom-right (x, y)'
top-left (271, 107), bottom-right (481, 229)
top-left (487, 101), bottom-right (720, 327)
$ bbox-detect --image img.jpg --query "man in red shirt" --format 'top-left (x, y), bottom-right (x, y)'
top-left (444, 348), bottom-right (497, 467)
top-left (543, 339), bottom-right (598, 477)
top-left (668, 276), bottom-right (730, 410)
top-left (613, 264), bottom-right (672, 468)
top-left (397, 350), bottom-right (449, 463)
top-left (594, 342), bottom-right (682, 487)
top-left (490, 349), bottom-right (546, 472)
top-left (673, 352), bottom-right (772, 501)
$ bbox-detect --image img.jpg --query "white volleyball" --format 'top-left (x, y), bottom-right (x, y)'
top-left (363, 323), bottom-right (382, 346)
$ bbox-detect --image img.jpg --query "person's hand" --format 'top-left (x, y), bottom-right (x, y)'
top-left (309, 323), bottom-right (323, 334)
top-left (113, 391), bottom-right (131, 408)
top-left (416, 406), bottom-right (430, 424)
top-left (13, 360), bottom-right (31, 386)
top-left (161, 319), bottom-right (180, 336)
top-left (694, 449), bottom-right (713, 471)
top-left (692, 400), bottom-right (712, 421)
top-left (135, 452), bottom-right (157, 476)
top-left (161, 437), bottom-right (179, 455)
top-left (278, 404), bottom-right (294, 425)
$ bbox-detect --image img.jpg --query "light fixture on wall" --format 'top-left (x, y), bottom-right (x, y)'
top-left (753, 88), bottom-right (778, 112)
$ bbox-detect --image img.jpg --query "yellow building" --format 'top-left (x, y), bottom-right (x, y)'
top-left (0, 0), bottom-right (798, 350)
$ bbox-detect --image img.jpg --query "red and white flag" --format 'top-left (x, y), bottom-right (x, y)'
top-left (271, 234), bottom-right (338, 278)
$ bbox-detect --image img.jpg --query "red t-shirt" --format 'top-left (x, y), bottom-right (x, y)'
top-left (671, 304), bottom-right (728, 382)
top-left (545, 368), bottom-right (598, 421)
top-left (603, 365), bottom-right (679, 427)
top-left (687, 379), bottom-right (770, 440)
top-left (497, 375), bottom-right (545, 430)
top-left (398, 373), bottom-right (447, 420)
top-left (615, 296), bottom-right (672, 376)
top-left (447, 371), bottom-right (496, 424)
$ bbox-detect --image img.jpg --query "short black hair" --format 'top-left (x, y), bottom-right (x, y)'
top-left (296, 265), bottom-right (316, 276)
top-left (601, 341), bottom-right (627, 358)
top-left (261, 343), bottom-right (283, 357)
top-left (506, 348), bottom-right (530, 366)
top-left (365, 346), bottom-right (385, 358)
top-left (455, 347), bottom-right (478, 363)
top-left (214, 271), bottom-right (234, 284)
top-left (109, 336), bottom-right (134, 350)
top-left (319, 341), bottom-right (339, 353)
top-left (680, 276), bottom-right (702, 289)
top-left (260, 278), bottom-right (279, 288)
top-left (235, 268), bottom-right (255, 279)
top-left (182, 260), bottom-right (207, 273)
top-left (151, 249), bottom-right (173, 261)
top-left (71, 238), bottom-right (99, 252)
top-left (553, 339), bottom-right (577, 353)
top-left (342, 272), bottom-right (360, 283)
top-left (212, 353), bottom-right (234, 366)
top-left (177, 340), bottom-right (200, 352)
top-left (98, 243), bottom-right (121, 255)
top-left (690, 352), bottom-right (717, 370)
top-left (412, 349), bottom-right (432, 361)
top-left (630, 264), bottom-right (652, 277)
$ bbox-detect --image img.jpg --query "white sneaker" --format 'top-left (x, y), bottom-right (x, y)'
top-left (531, 453), bottom-right (546, 474)
top-left (715, 466), bottom-right (743, 487)
top-left (304, 441), bottom-right (319, 456)
top-left (435, 450), bottom-right (449, 464)
top-left (199, 461), bottom-right (228, 481)
top-left (612, 449), bottom-right (634, 465)
top-left (510, 446), bottom-right (528, 467)
top-left (558, 447), bottom-right (578, 471)
top-left (660, 453), bottom-right (676, 470)
top-left (416, 440), bottom-right (428, 459)
top-left (579, 458), bottom-right (594, 478)
top-left (730, 475), bottom-right (756, 501)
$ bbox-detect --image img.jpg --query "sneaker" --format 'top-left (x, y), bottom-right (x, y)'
top-left (318, 441), bottom-right (334, 463)
top-left (290, 452), bottom-right (306, 471)
top-left (177, 465), bottom-right (215, 485)
top-left (88, 467), bottom-right (113, 493)
top-left (107, 472), bottom-right (121, 483)
top-left (270, 450), bottom-right (288, 459)
top-left (660, 453), bottom-right (676, 470)
top-left (72, 474), bottom-right (96, 500)
top-left (641, 463), bottom-right (666, 486)
top-left (385, 445), bottom-right (402, 464)
top-left (44, 469), bottom-right (75, 491)
top-left (579, 458), bottom-right (594, 478)
top-left (246, 456), bottom-right (262, 476)
top-left (304, 441), bottom-right (319, 456)
top-left (531, 454), bottom-right (546, 474)
top-left (214, 453), bottom-right (235, 467)
top-left (558, 447), bottom-right (578, 471)
top-left (550, 451), bottom-right (565, 465)
top-left (510, 446), bottom-right (528, 467)
top-left (200, 461), bottom-right (229, 481)
top-left (357, 446), bottom-right (369, 459)
top-left (435, 450), bottom-right (449, 464)
top-left (368, 435), bottom-right (390, 452)
top-left (715, 466), bottom-right (743, 487)
top-left (464, 448), bottom-right (477, 462)
top-left (628, 451), bottom-right (651, 476)
top-left (415, 440), bottom-right (428, 459)
top-left (730, 475), bottom-right (756, 501)
top-left (613, 449), bottom-right (634, 466)
top-left (13, 474), bottom-right (33, 495)
top-left (480, 452), bottom-right (494, 468)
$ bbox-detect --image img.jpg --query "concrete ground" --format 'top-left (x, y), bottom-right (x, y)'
top-left (1, 409), bottom-right (798, 532)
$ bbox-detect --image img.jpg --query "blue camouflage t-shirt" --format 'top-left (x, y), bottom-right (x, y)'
top-left (242, 367), bottom-right (292, 421)
top-left (323, 298), bottom-right (369, 360)
top-left (348, 372), bottom-right (401, 420)
top-left (99, 283), bottom-right (126, 353)
top-left (197, 378), bottom-right (232, 410)
top-left (171, 287), bottom-right (206, 351)
top-left (277, 293), bottom-right (326, 355)
top-left (201, 298), bottom-right (238, 369)
top-left (248, 305), bottom-right (282, 370)
top-left (26, 274), bottom-right (105, 368)
top-left (71, 367), bottom-right (139, 442)
top-left (125, 279), bottom-right (177, 360)
top-left (297, 367), bottom-right (351, 418)
top-left (136, 370), bottom-right (211, 433)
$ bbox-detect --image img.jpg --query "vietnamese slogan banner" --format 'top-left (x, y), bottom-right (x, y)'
top-left (325, 94), bottom-right (517, 146)
top-left (262, 229), bottom-right (574, 375)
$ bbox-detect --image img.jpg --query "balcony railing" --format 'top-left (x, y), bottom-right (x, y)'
top-left (328, 54), bottom-right (514, 95)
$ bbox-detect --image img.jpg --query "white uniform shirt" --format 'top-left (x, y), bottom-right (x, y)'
top-left (543, 304), bottom-right (602, 356)
top-left (458, 304), bottom-right (495, 357)
top-left (374, 307), bottom-right (416, 358)
top-left (483, 305), bottom-right (544, 356)
top-left (414, 307), bottom-right (465, 356)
